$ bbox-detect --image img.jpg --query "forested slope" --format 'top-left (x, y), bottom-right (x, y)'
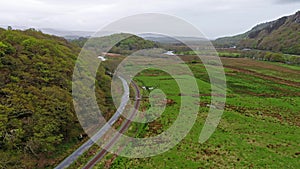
top-left (0, 28), bottom-right (112, 168)
top-left (214, 11), bottom-right (300, 55)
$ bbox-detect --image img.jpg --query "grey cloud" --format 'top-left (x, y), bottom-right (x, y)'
top-left (275, 0), bottom-right (300, 4)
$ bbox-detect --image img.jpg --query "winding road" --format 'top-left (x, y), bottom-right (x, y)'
top-left (82, 81), bottom-right (140, 169)
top-left (55, 76), bottom-right (139, 169)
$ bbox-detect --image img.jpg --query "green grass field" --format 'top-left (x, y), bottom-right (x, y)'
top-left (94, 57), bottom-right (300, 169)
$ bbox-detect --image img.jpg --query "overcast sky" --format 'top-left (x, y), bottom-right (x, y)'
top-left (0, 0), bottom-right (299, 38)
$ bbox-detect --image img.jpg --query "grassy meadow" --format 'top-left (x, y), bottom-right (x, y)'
top-left (93, 56), bottom-right (300, 169)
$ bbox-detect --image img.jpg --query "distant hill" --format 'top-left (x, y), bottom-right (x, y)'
top-left (78, 33), bottom-right (158, 55)
top-left (0, 26), bottom-right (96, 40)
top-left (139, 33), bottom-right (180, 44)
top-left (213, 33), bottom-right (248, 48)
top-left (39, 28), bottom-right (94, 39)
top-left (214, 11), bottom-right (300, 55)
top-left (139, 33), bottom-right (207, 44)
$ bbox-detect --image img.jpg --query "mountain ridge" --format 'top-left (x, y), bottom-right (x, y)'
top-left (214, 11), bottom-right (300, 54)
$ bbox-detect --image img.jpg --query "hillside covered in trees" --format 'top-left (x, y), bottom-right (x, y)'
top-left (214, 11), bottom-right (300, 55)
top-left (0, 28), bottom-right (115, 168)
top-left (71, 33), bottom-right (158, 54)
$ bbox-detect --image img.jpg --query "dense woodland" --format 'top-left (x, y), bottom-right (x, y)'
top-left (0, 28), bottom-right (113, 168)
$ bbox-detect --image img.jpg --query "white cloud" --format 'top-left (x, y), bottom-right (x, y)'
top-left (0, 0), bottom-right (299, 38)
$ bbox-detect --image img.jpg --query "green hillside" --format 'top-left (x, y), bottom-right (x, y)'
top-left (213, 33), bottom-right (248, 48)
top-left (214, 11), bottom-right (300, 55)
top-left (71, 33), bottom-right (158, 55)
top-left (0, 28), bottom-right (114, 168)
